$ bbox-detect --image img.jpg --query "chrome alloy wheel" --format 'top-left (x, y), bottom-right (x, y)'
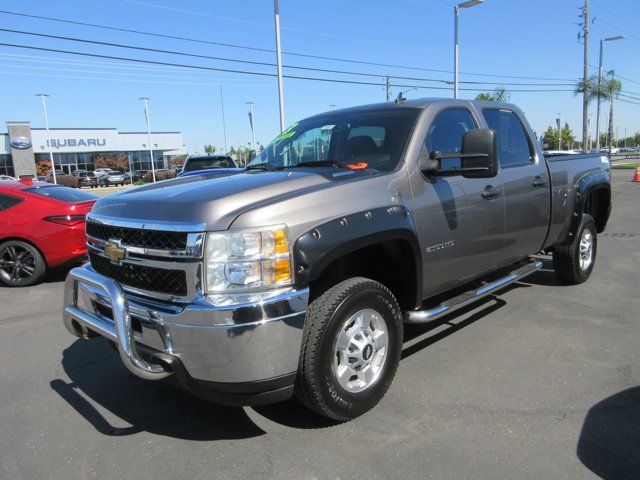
top-left (0, 244), bottom-right (36, 284)
top-left (579, 229), bottom-right (594, 271)
top-left (333, 308), bottom-right (389, 393)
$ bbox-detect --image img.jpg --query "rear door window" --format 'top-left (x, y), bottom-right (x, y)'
top-left (0, 194), bottom-right (24, 211)
top-left (483, 109), bottom-right (534, 167)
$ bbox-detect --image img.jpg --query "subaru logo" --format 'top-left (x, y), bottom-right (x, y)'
top-left (10, 137), bottom-right (32, 150)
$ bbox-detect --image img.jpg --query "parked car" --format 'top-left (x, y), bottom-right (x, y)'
top-left (0, 175), bottom-right (16, 181)
top-left (0, 179), bottom-right (97, 286)
top-left (93, 168), bottom-right (117, 179)
top-left (178, 155), bottom-right (243, 178)
top-left (106, 171), bottom-right (130, 186)
top-left (76, 171), bottom-right (99, 188)
top-left (62, 99), bottom-right (611, 421)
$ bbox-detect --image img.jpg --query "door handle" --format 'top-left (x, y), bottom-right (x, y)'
top-left (481, 186), bottom-right (501, 199)
top-left (532, 176), bottom-right (546, 188)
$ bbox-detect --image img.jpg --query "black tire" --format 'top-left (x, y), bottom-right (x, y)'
top-left (0, 240), bottom-right (46, 287)
top-left (553, 213), bottom-right (597, 284)
top-left (295, 277), bottom-right (403, 421)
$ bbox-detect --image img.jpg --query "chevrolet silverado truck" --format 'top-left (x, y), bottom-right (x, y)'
top-left (62, 99), bottom-right (611, 421)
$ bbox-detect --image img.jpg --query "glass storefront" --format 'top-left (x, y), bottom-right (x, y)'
top-left (34, 150), bottom-right (166, 174)
top-left (0, 154), bottom-right (14, 177)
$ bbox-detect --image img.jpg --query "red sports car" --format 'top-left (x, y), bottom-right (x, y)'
top-left (0, 179), bottom-right (97, 286)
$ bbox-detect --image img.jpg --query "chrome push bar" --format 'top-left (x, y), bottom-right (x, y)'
top-left (62, 266), bottom-right (171, 380)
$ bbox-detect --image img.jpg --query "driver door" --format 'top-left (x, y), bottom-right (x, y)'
top-left (409, 107), bottom-right (506, 298)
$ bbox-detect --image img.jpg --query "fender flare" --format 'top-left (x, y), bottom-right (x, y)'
top-left (563, 169), bottom-right (611, 244)
top-left (293, 205), bottom-right (423, 308)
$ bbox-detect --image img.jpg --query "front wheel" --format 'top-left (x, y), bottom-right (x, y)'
top-left (553, 213), bottom-right (597, 284)
top-left (0, 240), bottom-right (46, 287)
top-left (295, 277), bottom-right (403, 421)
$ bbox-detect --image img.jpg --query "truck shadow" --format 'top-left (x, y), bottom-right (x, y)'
top-left (51, 339), bottom-right (267, 440)
top-left (577, 386), bottom-right (640, 479)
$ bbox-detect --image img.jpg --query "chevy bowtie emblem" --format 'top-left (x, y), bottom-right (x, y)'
top-left (104, 241), bottom-right (126, 263)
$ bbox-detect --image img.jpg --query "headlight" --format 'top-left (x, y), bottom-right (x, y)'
top-left (204, 225), bottom-right (293, 293)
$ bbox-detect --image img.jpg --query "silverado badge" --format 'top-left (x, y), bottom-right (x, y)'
top-left (104, 241), bottom-right (126, 264)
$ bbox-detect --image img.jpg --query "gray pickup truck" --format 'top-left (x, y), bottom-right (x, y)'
top-left (62, 99), bottom-right (611, 421)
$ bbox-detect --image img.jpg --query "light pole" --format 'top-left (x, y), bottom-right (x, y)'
top-left (330, 104), bottom-right (337, 111)
top-left (454, 0), bottom-right (484, 99)
top-left (139, 97), bottom-right (156, 182)
top-left (624, 128), bottom-right (627, 148)
top-left (246, 101), bottom-right (256, 149)
top-left (35, 93), bottom-right (56, 184)
top-left (219, 86), bottom-right (228, 154)
top-left (557, 113), bottom-right (562, 150)
top-left (596, 35), bottom-right (624, 150)
top-left (273, 0), bottom-right (285, 132)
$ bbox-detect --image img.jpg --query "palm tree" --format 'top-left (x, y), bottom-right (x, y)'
top-left (475, 87), bottom-right (510, 102)
top-left (576, 70), bottom-right (622, 152)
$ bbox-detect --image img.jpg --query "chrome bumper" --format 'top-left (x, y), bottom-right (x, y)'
top-left (63, 264), bottom-right (309, 384)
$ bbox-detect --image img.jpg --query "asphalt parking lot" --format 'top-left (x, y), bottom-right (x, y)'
top-left (1, 169), bottom-right (638, 480)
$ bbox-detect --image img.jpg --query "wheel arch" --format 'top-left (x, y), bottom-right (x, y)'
top-left (0, 236), bottom-right (48, 266)
top-left (563, 170), bottom-right (611, 244)
top-left (293, 206), bottom-right (423, 310)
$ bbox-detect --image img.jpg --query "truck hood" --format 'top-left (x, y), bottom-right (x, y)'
top-left (90, 169), bottom-right (370, 231)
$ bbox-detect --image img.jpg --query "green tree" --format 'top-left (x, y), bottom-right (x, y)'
top-left (542, 123), bottom-right (575, 150)
top-left (475, 87), bottom-right (510, 102)
top-left (576, 69), bottom-right (622, 152)
top-left (203, 144), bottom-right (216, 154)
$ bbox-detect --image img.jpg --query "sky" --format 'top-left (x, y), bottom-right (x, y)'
top-left (0, 0), bottom-right (639, 153)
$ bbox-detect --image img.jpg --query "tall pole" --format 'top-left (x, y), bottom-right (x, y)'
top-left (139, 97), bottom-right (156, 183)
top-left (36, 93), bottom-right (56, 184)
top-left (624, 128), bottom-right (627, 148)
top-left (453, 1), bottom-right (484, 99)
top-left (453, 5), bottom-right (459, 99)
top-left (581, 0), bottom-right (590, 152)
top-left (220, 86), bottom-right (228, 154)
top-left (596, 39), bottom-right (604, 151)
top-left (273, 0), bottom-right (285, 132)
top-left (246, 101), bottom-right (256, 149)
top-left (557, 113), bottom-right (562, 150)
top-left (385, 76), bottom-right (391, 101)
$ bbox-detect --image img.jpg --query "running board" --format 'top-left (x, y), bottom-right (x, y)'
top-left (404, 260), bottom-right (542, 324)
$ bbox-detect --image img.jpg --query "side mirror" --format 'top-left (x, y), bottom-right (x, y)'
top-left (247, 150), bottom-right (257, 163)
top-left (418, 145), bottom-right (439, 172)
top-left (460, 128), bottom-right (498, 178)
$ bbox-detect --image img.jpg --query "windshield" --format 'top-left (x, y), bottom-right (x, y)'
top-left (184, 157), bottom-right (233, 172)
top-left (24, 186), bottom-right (98, 203)
top-left (247, 108), bottom-right (420, 172)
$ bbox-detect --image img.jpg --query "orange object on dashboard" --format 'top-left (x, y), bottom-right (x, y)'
top-left (345, 162), bottom-right (368, 170)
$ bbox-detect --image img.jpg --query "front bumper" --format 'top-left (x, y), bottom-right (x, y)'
top-left (62, 264), bottom-right (309, 405)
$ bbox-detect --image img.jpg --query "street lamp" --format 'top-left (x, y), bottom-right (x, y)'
top-left (454, 0), bottom-right (484, 99)
top-left (138, 97), bottom-right (156, 182)
top-left (329, 104), bottom-right (337, 111)
top-left (595, 35), bottom-right (624, 150)
top-left (35, 93), bottom-right (56, 184)
top-left (246, 101), bottom-right (256, 149)
top-left (273, 0), bottom-right (285, 132)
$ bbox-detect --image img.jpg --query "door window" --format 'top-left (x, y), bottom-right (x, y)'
top-left (425, 108), bottom-right (477, 171)
top-left (483, 109), bottom-right (534, 167)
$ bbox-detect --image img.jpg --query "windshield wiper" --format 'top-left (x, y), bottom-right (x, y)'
top-left (293, 161), bottom-right (342, 168)
top-left (245, 163), bottom-right (272, 171)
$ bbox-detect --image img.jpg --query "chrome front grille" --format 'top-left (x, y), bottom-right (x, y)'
top-left (85, 214), bottom-right (205, 301)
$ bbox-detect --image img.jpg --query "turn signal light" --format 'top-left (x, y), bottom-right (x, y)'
top-left (43, 214), bottom-right (86, 226)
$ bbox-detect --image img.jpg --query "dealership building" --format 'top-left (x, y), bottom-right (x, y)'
top-left (1, 121), bottom-right (184, 177)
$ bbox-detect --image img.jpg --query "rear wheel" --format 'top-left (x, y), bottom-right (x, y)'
top-left (0, 240), bottom-right (46, 287)
top-left (295, 277), bottom-right (403, 421)
top-left (553, 213), bottom-right (597, 284)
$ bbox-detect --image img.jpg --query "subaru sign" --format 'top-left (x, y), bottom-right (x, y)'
top-left (10, 136), bottom-right (32, 150)
top-left (48, 138), bottom-right (107, 148)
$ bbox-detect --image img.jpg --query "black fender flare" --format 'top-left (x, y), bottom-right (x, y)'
top-left (293, 205), bottom-right (423, 308)
top-left (563, 169), bottom-right (611, 244)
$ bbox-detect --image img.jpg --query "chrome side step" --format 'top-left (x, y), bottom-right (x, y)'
top-left (404, 260), bottom-right (542, 324)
